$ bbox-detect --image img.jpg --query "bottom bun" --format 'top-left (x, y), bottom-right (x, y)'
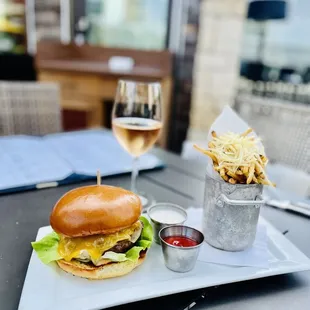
top-left (57, 256), bottom-right (145, 280)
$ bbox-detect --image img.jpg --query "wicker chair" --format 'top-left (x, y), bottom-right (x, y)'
top-left (235, 94), bottom-right (310, 173)
top-left (0, 82), bottom-right (62, 136)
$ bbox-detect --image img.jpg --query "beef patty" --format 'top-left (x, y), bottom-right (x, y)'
top-left (106, 239), bottom-right (134, 254)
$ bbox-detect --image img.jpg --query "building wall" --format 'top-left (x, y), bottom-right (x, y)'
top-left (187, 0), bottom-right (247, 141)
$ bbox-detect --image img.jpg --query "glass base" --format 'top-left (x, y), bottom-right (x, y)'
top-left (136, 191), bottom-right (155, 211)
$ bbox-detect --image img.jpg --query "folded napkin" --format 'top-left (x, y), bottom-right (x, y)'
top-left (185, 208), bottom-right (271, 268)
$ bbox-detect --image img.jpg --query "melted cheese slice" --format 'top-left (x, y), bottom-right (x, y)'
top-left (58, 221), bottom-right (141, 262)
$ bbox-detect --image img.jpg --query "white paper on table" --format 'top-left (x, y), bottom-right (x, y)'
top-left (186, 208), bottom-right (272, 269)
top-left (44, 130), bottom-right (162, 176)
top-left (205, 106), bottom-right (264, 180)
top-left (0, 136), bottom-right (72, 190)
top-left (266, 163), bottom-right (310, 198)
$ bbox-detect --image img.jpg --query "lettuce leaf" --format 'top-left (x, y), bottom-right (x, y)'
top-left (101, 251), bottom-right (127, 262)
top-left (139, 216), bottom-right (153, 244)
top-left (125, 246), bottom-right (144, 261)
top-left (31, 231), bottom-right (62, 264)
top-left (123, 216), bottom-right (153, 262)
top-left (32, 216), bottom-right (153, 264)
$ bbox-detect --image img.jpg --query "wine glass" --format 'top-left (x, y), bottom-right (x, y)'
top-left (112, 80), bottom-right (163, 207)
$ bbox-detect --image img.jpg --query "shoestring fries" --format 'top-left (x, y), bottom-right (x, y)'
top-left (194, 128), bottom-right (275, 186)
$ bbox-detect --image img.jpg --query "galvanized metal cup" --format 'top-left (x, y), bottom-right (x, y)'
top-left (159, 225), bottom-right (204, 272)
top-left (203, 172), bottom-right (265, 251)
top-left (148, 203), bottom-right (187, 244)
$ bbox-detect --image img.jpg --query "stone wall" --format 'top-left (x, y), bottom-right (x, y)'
top-left (187, 0), bottom-right (247, 141)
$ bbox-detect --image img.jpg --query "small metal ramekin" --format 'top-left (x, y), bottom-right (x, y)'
top-left (147, 203), bottom-right (187, 244)
top-left (159, 225), bottom-right (204, 273)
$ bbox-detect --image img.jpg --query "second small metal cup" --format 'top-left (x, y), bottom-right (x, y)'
top-left (148, 203), bottom-right (187, 244)
top-left (159, 225), bottom-right (204, 273)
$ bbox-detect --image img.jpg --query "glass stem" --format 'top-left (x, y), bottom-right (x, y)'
top-left (131, 156), bottom-right (139, 193)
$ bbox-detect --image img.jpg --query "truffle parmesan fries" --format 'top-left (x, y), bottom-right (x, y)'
top-left (194, 128), bottom-right (275, 186)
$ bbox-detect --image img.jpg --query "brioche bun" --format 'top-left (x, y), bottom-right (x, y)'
top-left (50, 185), bottom-right (142, 237)
top-left (57, 255), bottom-right (146, 280)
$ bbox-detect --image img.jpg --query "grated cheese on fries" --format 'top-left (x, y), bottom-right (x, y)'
top-left (194, 128), bottom-right (275, 186)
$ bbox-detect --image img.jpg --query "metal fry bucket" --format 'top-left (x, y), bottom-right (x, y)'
top-left (202, 172), bottom-right (265, 251)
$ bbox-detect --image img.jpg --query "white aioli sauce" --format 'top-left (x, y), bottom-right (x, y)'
top-left (150, 208), bottom-right (186, 224)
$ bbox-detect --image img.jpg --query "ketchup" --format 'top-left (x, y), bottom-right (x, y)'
top-left (163, 236), bottom-right (198, 247)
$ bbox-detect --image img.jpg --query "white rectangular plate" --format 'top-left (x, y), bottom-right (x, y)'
top-left (19, 218), bottom-right (310, 310)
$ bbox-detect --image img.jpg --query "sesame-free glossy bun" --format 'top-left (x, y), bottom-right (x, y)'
top-left (50, 185), bottom-right (142, 237)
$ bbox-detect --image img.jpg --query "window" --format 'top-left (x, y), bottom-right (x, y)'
top-left (84, 0), bottom-right (170, 50)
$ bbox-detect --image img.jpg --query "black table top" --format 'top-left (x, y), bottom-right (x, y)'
top-left (1, 148), bottom-right (310, 310)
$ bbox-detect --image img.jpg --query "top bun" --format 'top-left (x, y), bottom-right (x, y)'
top-left (50, 185), bottom-right (142, 237)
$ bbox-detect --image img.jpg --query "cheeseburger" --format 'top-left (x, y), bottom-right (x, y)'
top-left (32, 185), bottom-right (153, 280)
